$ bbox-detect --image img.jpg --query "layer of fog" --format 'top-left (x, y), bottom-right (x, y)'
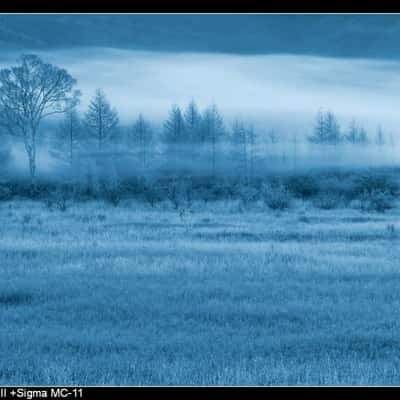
top-left (1, 47), bottom-right (400, 176)
top-left (6, 141), bottom-right (400, 182)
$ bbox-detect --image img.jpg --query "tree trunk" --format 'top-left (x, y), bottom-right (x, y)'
top-left (29, 153), bottom-right (36, 184)
top-left (24, 129), bottom-right (37, 189)
top-left (212, 137), bottom-right (216, 176)
top-left (70, 115), bottom-right (73, 165)
top-left (143, 139), bottom-right (146, 168)
top-left (27, 146), bottom-right (36, 193)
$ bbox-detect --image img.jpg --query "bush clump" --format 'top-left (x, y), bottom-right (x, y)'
top-left (262, 184), bottom-right (291, 210)
top-left (101, 180), bottom-right (122, 207)
top-left (285, 175), bottom-right (320, 199)
top-left (359, 189), bottom-right (395, 213)
top-left (0, 185), bottom-right (12, 201)
top-left (142, 183), bottom-right (163, 207)
top-left (45, 184), bottom-right (71, 212)
top-left (238, 185), bottom-right (260, 207)
top-left (313, 193), bottom-right (344, 210)
top-left (352, 174), bottom-right (399, 198)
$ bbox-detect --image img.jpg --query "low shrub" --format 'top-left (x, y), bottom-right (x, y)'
top-left (0, 185), bottom-right (12, 201)
top-left (238, 185), bottom-right (260, 207)
top-left (298, 215), bottom-right (310, 223)
top-left (190, 176), bottom-right (235, 203)
top-left (313, 193), bottom-right (344, 210)
top-left (386, 223), bottom-right (397, 238)
top-left (165, 178), bottom-right (194, 210)
top-left (46, 184), bottom-right (70, 212)
top-left (317, 174), bottom-right (357, 201)
top-left (122, 177), bottom-right (147, 199)
top-left (22, 214), bottom-right (32, 224)
top-left (262, 184), bottom-right (291, 210)
top-left (0, 169), bottom-right (397, 212)
top-left (353, 174), bottom-right (399, 198)
top-left (99, 168), bottom-right (123, 207)
top-left (285, 175), bottom-right (320, 199)
top-left (142, 184), bottom-right (163, 207)
top-left (101, 181), bottom-right (122, 207)
top-left (359, 189), bottom-right (395, 213)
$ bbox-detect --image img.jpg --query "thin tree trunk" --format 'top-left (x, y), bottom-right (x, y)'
top-left (250, 145), bottom-right (254, 178)
top-left (98, 104), bottom-right (103, 150)
top-left (143, 138), bottom-right (146, 168)
top-left (24, 131), bottom-right (37, 188)
top-left (28, 147), bottom-right (36, 190)
top-left (70, 114), bottom-right (73, 165)
top-left (212, 136), bottom-right (216, 176)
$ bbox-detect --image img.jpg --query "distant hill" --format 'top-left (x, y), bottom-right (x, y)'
top-left (1, 14), bottom-right (400, 59)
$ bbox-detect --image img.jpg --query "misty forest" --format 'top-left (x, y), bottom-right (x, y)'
top-left (1, 14), bottom-right (400, 386)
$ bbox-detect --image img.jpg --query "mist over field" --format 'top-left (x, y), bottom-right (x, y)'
top-left (2, 46), bottom-right (400, 174)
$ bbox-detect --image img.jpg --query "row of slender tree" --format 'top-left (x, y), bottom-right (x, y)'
top-left (309, 110), bottom-right (391, 145)
top-left (53, 91), bottom-right (256, 176)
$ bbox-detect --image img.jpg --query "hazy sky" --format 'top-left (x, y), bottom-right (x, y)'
top-left (1, 47), bottom-right (400, 138)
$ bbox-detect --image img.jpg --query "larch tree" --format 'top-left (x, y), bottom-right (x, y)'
top-left (308, 110), bottom-right (341, 144)
top-left (345, 119), bottom-right (358, 144)
top-left (231, 120), bottom-right (248, 176)
top-left (308, 110), bottom-right (326, 144)
top-left (268, 128), bottom-right (279, 144)
top-left (184, 100), bottom-right (202, 162)
top-left (0, 54), bottom-right (80, 184)
top-left (246, 124), bottom-right (257, 178)
top-left (324, 111), bottom-right (341, 144)
top-left (201, 104), bottom-right (225, 175)
top-left (375, 125), bottom-right (385, 146)
top-left (163, 104), bottom-right (186, 144)
top-left (357, 127), bottom-right (369, 145)
top-left (84, 89), bottom-right (119, 151)
top-left (163, 105), bottom-right (187, 168)
top-left (292, 132), bottom-right (298, 169)
top-left (54, 108), bottom-right (82, 165)
top-left (131, 113), bottom-right (153, 168)
top-left (184, 100), bottom-right (202, 142)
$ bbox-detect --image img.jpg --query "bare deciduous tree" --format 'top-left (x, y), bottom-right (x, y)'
top-left (0, 54), bottom-right (80, 183)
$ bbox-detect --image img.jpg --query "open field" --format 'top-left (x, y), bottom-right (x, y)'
top-left (1, 198), bottom-right (400, 385)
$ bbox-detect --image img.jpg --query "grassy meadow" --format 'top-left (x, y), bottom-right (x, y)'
top-left (0, 193), bottom-right (400, 385)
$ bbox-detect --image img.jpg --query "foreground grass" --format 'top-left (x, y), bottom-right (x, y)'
top-left (0, 199), bottom-right (400, 385)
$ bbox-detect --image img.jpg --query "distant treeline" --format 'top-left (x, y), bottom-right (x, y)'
top-left (308, 110), bottom-right (391, 145)
top-left (0, 54), bottom-right (396, 184)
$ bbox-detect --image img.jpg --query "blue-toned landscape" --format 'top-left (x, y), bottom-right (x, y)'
top-left (0, 14), bottom-right (400, 385)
